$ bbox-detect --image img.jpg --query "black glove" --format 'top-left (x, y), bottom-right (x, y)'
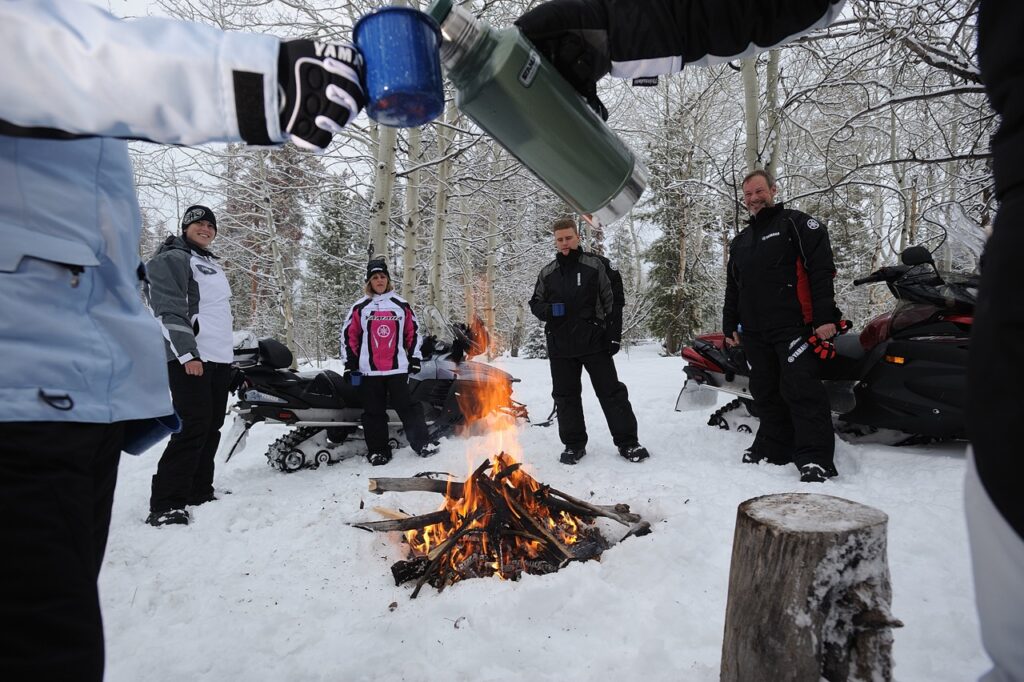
top-left (608, 340), bottom-right (621, 356)
top-left (408, 357), bottom-right (422, 374)
top-left (515, 0), bottom-right (610, 120)
top-left (343, 368), bottom-right (352, 382)
top-left (278, 40), bottom-right (367, 152)
top-left (807, 333), bottom-right (837, 361)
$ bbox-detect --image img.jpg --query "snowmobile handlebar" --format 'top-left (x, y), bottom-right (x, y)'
top-left (853, 265), bottom-right (909, 287)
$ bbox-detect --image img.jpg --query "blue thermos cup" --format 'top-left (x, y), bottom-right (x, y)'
top-left (354, 6), bottom-right (444, 127)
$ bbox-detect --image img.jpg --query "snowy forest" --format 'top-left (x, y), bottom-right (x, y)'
top-left (129, 0), bottom-right (991, 360)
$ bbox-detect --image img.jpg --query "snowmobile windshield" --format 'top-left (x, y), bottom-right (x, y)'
top-left (890, 265), bottom-right (977, 314)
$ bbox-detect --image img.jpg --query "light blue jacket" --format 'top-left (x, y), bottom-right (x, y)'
top-left (0, 0), bottom-right (282, 423)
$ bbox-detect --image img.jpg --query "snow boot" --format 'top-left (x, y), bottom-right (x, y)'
top-left (559, 446), bottom-right (587, 465)
top-left (146, 508), bottom-right (190, 527)
top-left (416, 443), bottom-right (439, 458)
top-left (618, 444), bottom-right (650, 462)
top-left (367, 451), bottom-right (392, 466)
top-left (799, 463), bottom-right (838, 483)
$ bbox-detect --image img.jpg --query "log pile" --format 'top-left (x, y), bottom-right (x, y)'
top-left (353, 452), bottom-right (650, 598)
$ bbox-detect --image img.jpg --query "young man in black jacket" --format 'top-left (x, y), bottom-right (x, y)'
top-left (723, 170), bottom-right (841, 483)
top-left (530, 217), bottom-right (649, 464)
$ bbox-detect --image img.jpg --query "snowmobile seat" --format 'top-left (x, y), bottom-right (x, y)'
top-left (257, 338), bottom-right (294, 369)
top-left (303, 370), bottom-right (362, 408)
top-left (834, 334), bottom-right (865, 362)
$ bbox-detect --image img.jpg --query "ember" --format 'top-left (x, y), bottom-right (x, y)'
top-left (357, 456), bottom-right (650, 598)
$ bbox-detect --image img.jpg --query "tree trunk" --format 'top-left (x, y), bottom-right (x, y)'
top-left (721, 493), bottom-right (901, 682)
top-left (402, 125), bottom-right (422, 302)
top-left (764, 49), bottom-right (781, 180)
top-left (427, 104), bottom-right (457, 318)
top-left (368, 122), bottom-right (398, 260)
top-left (742, 57), bottom-right (760, 172)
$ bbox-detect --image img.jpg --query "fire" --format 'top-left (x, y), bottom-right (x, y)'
top-left (402, 362), bottom-right (591, 584)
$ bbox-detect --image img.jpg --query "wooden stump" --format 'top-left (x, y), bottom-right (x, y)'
top-left (720, 493), bottom-right (903, 682)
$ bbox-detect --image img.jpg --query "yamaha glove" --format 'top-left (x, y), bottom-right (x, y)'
top-left (409, 358), bottom-right (422, 374)
top-left (609, 340), bottom-right (621, 356)
top-left (515, 0), bottom-right (610, 120)
top-left (278, 40), bottom-right (367, 152)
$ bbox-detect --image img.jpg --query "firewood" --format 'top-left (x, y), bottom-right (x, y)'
top-left (543, 486), bottom-right (641, 526)
top-left (412, 508), bottom-right (489, 598)
top-left (350, 510), bottom-right (450, 532)
top-left (368, 477), bottom-right (461, 497)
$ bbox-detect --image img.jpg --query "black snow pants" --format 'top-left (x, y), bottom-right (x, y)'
top-left (360, 373), bottom-right (429, 455)
top-left (0, 421), bottom-right (124, 682)
top-left (742, 327), bottom-right (835, 470)
top-left (150, 360), bottom-right (232, 513)
top-left (550, 351), bottom-right (638, 449)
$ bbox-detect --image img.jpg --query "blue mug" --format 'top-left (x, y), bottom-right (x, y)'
top-left (551, 302), bottom-right (566, 317)
top-left (354, 7), bottom-right (444, 127)
top-left (350, 371), bottom-right (363, 386)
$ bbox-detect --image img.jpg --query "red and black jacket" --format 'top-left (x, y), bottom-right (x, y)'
top-left (722, 203), bottom-right (839, 335)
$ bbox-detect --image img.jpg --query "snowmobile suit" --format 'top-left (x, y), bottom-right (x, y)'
top-left (146, 235), bottom-right (234, 514)
top-left (341, 290), bottom-right (429, 456)
top-left (341, 291), bottom-right (424, 376)
top-left (723, 203), bottom-right (839, 336)
top-left (529, 247), bottom-right (638, 449)
top-left (146, 235), bottom-right (234, 364)
top-left (0, 3), bottom-right (296, 679)
top-left (968, 3), bottom-right (1024, 677)
top-left (723, 204), bottom-right (838, 470)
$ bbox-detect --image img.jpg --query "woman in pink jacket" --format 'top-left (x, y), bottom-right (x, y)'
top-left (340, 260), bottom-right (434, 465)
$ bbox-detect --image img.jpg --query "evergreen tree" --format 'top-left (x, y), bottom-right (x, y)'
top-left (299, 184), bottom-right (366, 360)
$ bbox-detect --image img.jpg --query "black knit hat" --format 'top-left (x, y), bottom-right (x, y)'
top-left (366, 259), bottom-right (389, 282)
top-left (181, 205), bottom-right (217, 233)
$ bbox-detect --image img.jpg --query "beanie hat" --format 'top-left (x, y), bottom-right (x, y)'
top-left (181, 205), bottom-right (217, 233)
top-left (366, 259), bottom-right (389, 282)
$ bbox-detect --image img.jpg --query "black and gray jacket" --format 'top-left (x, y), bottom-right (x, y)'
top-left (146, 235), bottom-right (234, 364)
top-left (723, 203), bottom-right (839, 336)
top-left (530, 247), bottom-right (624, 358)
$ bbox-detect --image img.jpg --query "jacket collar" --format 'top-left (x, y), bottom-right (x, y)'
top-left (747, 202), bottom-right (785, 227)
top-left (556, 247), bottom-right (583, 266)
top-left (162, 234), bottom-right (217, 258)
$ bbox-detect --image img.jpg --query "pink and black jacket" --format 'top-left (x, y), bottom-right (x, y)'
top-left (340, 291), bottom-right (423, 376)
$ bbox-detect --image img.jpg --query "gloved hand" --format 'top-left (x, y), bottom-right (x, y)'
top-left (608, 340), bottom-right (621, 356)
top-left (808, 333), bottom-right (837, 361)
top-left (408, 357), bottom-right (422, 374)
top-left (278, 40), bottom-right (367, 152)
top-left (515, 0), bottom-right (610, 120)
top-left (343, 368), bottom-right (352, 382)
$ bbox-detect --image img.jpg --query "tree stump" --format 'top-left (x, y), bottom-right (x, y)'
top-left (720, 493), bottom-right (903, 682)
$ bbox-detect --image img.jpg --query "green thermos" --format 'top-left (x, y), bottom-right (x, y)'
top-left (426, 0), bottom-right (646, 227)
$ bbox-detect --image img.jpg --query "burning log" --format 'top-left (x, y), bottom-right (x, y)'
top-left (357, 452), bottom-right (649, 596)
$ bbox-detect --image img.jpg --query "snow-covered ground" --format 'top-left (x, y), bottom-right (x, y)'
top-left (101, 343), bottom-right (989, 681)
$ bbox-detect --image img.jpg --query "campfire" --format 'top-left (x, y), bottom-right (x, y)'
top-left (354, 372), bottom-right (650, 597)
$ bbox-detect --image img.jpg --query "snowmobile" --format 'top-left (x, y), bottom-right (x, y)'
top-left (675, 245), bottom-right (977, 444)
top-left (220, 320), bottom-right (529, 471)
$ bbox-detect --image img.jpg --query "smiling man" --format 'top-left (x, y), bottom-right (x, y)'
top-left (145, 205), bottom-right (234, 526)
top-left (723, 170), bottom-right (841, 483)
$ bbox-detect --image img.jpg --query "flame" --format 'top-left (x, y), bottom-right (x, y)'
top-left (403, 370), bottom-right (585, 582)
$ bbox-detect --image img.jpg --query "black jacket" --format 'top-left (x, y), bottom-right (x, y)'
top-left (723, 204), bottom-right (838, 335)
top-left (530, 247), bottom-right (623, 358)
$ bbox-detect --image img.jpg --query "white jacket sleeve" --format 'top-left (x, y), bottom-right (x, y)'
top-left (0, 0), bottom-right (283, 146)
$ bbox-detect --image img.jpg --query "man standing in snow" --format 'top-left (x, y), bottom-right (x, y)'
top-left (515, 0), bottom-right (846, 478)
top-left (529, 217), bottom-right (650, 465)
top-left (0, 1), bottom-right (364, 679)
top-left (722, 171), bottom-right (841, 483)
top-left (146, 206), bottom-right (234, 527)
top-left (967, 2), bottom-right (1024, 679)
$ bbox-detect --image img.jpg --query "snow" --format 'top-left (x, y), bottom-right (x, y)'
top-left (101, 343), bottom-right (989, 681)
